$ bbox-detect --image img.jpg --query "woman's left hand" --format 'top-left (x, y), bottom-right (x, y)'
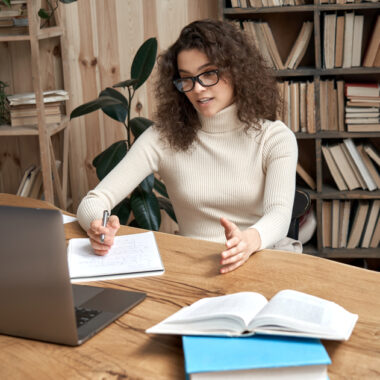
top-left (220, 217), bottom-right (261, 274)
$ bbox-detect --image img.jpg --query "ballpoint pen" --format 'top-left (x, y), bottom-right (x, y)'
top-left (100, 210), bottom-right (109, 243)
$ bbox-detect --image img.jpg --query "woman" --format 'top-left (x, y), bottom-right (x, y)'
top-left (77, 19), bottom-right (298, 274)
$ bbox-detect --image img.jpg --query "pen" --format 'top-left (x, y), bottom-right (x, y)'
top-left (100, 210), bottom-right (109, 243)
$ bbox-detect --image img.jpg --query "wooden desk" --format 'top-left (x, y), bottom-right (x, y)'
top-left (1, 193), bottom-right (380, 379)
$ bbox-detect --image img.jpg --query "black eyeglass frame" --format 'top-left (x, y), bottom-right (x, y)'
top-left (173, 69), bottom-right (220, 93)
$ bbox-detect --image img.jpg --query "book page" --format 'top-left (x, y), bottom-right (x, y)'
top-left (68, 231), bottom-right (164, 281)
top-left (250, 289), bottom-right (358, 340)
top-left (146, 292), bottom-right (268, 335)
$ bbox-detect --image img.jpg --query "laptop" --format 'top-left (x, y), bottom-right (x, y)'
top-left (0, 205), bottom-right (146, 346)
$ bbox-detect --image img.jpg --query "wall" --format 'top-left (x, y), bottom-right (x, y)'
top-left (60, 0), bottom-right (218, 210)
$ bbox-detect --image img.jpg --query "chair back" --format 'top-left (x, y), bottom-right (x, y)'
top-left (287, 189), bottom-right (311, 240)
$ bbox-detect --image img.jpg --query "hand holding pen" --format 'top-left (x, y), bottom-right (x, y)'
top-left (87, 210), bottom-right (121, 256)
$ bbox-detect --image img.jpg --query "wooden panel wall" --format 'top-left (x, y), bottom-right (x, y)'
top-left (0, 0), bottom-right (217, 210)
top-left (61, 0), bottom-right (218, 210)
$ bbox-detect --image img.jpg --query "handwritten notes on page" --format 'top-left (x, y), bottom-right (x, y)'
top-left (67, 231), bottom-right (164, 282)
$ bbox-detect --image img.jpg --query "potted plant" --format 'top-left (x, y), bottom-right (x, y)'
top-left (70, 38), bottom-right (176, 231)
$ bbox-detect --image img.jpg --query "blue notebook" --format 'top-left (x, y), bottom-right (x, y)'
top-left (182, 335), bottom-right (331, 380)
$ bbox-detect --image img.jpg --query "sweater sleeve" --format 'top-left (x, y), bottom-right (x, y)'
top-left (77, 127), bottom-right (162, 231)
top-left (250, 121), bottom-right (298, 249)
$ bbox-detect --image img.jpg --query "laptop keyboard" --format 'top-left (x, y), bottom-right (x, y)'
top-left (75, 307), bottom-right (101, 328)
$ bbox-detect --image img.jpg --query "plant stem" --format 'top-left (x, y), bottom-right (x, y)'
top-left (126, 86), bottom-right (133, 149)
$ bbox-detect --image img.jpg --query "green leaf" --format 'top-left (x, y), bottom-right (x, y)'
top-left (99, 87), bottom-right (128, 123)
top-left (92, 140), bottom-right (127, 180)
top-left (38, 8), bottom-right (50, 19)
top-left (113, 79), bottom-right (138, 89)
top-left (153, 178), bottom-right (169, 198)
top-left (111, 198), bottom-right (131, 225)
top-left (131, 38), bottom-right (157, 90)
top-left (130, 188), bottom-right (161, 230)
top-left (130, 117), bottom-right (153, 139)
top-left (2, 0), bottom-right (11, 7)
top-left (140, 174), bottom-right (155, 193)
top-left (157, 197), bottom-right (177, 223)
top-left (70, 96), bottom-right (124, 120)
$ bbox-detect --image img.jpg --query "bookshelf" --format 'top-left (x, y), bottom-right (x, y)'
top-left (219, 0), bottom-right (380, 259)
top-left (0, 0), bottom-right (70, 209)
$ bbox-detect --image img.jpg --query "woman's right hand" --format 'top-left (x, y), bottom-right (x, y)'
top-left (87, 215), bottom-right (120, 255)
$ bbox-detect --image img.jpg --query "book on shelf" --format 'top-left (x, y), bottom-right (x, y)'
top-left (290, 82), bottom-right (300, 132)
top-left (361, 200), bottom-right (380, 248)
top-left (340, 142), bottom-right (367, 190)
top-left (363, 15), bottom-right (380, 67)
top-left (370, 216), bottom-right (380, 248)
top-left (331, 199), bottom-right (340, 249)
top-left (347, 201), bottom-right (370, 249)
top-left (323, 13), bottom-right (336, 70)
top-left (260, 22), bottom-right (285, 70)
top-left (306, 81), bottom-right (316, 133)
top-left (7, 90), bottom-right (69, 106)
top-left (322, 201), bottom-right (332, 248)
top-left (284, 21), bottom-right (313, 69)
top-left (337, 80), bottom-right (345, 131)
top-left (182, 335), bottom-right (331, 380)
top-left (16, 164), bottom-right (36, 197)
top-left (343, 138), bottom-right (377, 191)
top-left (357, 145), bottom-right (380, 189)
top-left (321, 145), bottom-right (348, 191)
top-left (300, 82), bottom-right (307, 132)
top-left (327, 80), bottom-right (338, 131)
top-left (339, 200), bottom-right (351, 248)
top-left (320, 81), bottom-right (328, 131)
top-left (346, 123), bottom-right (380, 132)
top-left (351, 14), bottom-right (364, 67)
top-left (146, 289), bottom-right (358, 341)
top-left (10, 113), bottom-right (62, 127)
top-left (296, 162), bottom-right (316, 190)
top-left (364, 144), bottom-right (380, 167)
top-left (329, 144), bottom-right (361, 190)
top-left (342, 12), bottom-right (355, 68)
top-left (345, 83), bottom-right (380, 98)
top-left (335, 15), bottom-right (345, 68)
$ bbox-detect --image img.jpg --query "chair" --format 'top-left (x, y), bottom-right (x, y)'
top-left (287, 188), bottom-right (311, 240)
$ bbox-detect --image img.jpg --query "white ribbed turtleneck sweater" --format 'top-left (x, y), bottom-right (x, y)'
top-left (77, 104), bottom-right (298, 249)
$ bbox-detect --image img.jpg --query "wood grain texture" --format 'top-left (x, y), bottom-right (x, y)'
top-left (0, 193), bottom-right (380, 380)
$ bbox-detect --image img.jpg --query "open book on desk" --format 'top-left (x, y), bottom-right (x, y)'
top-left (67, 231), bottom-right (164, 282)
top-left (147, 290), bottom-right (358, 341)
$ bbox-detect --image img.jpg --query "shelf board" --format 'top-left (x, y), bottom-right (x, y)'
top-left (0, 34), bottom-right (30, 42)
top-left (320, 186), bottom-right (380, 199)
top-left (295, 131), bottom-right (380, 138)
top-left (0, 26), bottom-right (63, 42)
top-left (303, 245), bottom-right (379, 258)
top-left (318, 3), bottom-right (380, 11)
top-left (0, 115), bottom-right (69, 137)
top-left (224, 5), bottom-right (315, 15)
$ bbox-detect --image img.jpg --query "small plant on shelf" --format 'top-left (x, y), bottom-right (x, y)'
top-left (0, 81), bottom-right (10, 125)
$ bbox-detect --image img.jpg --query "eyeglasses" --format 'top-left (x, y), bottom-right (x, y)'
top-left (173, 69), bottom-right (219, 93)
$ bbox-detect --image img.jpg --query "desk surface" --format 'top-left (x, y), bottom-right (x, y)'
top-left (1, 193), bottom-right (380, 379)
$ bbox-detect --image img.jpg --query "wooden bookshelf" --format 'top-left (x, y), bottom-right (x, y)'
top-left (0, 0), bottom-right (70, 209)
top-left (220, 0), bottom-right (380, 259)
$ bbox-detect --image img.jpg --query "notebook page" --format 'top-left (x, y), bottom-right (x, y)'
top-left (68, 231), bottom-right (164, 282)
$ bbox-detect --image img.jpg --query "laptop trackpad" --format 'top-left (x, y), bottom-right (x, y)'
top-left (72, 284), bottom-right (104, 306)
top-left (73, 284), bottom-right (146, 313)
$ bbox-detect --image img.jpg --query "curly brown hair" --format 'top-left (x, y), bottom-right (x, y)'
top-left (154, 18), bottom-right (279, 151)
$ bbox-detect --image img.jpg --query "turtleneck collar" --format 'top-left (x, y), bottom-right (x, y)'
top-left (197, 103), bottom-right (244, 134)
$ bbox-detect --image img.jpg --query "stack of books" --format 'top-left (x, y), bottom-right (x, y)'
top-left (0, 0), bottom-right (28, 35)
top-left (363, 15), bottom-right (380, 68)
top-left (322, 199), bottom-right (380, 249)
top-left (147, 290), bottom-right (359, 379)
top-left (240, 20), bottom-right (313, 70)
top-left (344, 83), bottom-right (380, 132)
top-left (277, 80), bottom-right (316, 133)
top-left (322, 139), bottom-right (380, 192)
top-left (7, 90), bottom-right (68, 127)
